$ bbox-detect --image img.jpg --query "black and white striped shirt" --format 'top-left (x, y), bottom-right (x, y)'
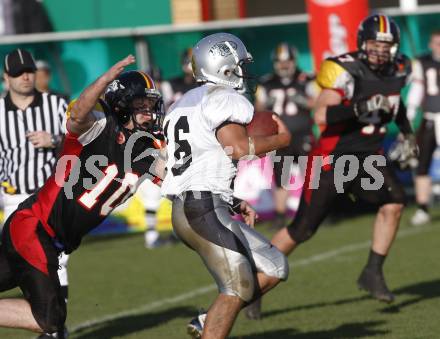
top-left (0, 91), bottom-right (67, 194)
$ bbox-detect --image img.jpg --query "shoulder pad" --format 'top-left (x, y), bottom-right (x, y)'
top-left (66, 99), bottom-right (106, 120)
top-left (317, 59), bottom-right (349, 89)
top-left (329, 52), bottom-right (364, 76)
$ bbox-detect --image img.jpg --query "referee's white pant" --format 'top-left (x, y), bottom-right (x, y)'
top-left (1, 192), bottom-right (70, 287)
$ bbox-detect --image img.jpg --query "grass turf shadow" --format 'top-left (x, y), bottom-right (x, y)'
top-left (381, 279), bottom-right (440, 314)
top-left (231, 320), bottom-right (388, 338)
top-left (72, 305), bottom-right (197, 339)
top-left (262, 278), bottom-right (440, 319)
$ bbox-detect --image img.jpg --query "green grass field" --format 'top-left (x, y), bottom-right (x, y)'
top-left (1, 206), bottom-right (439, 339)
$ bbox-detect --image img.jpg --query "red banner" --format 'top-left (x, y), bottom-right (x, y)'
top-left (306, 0), bottom-right (369, 71)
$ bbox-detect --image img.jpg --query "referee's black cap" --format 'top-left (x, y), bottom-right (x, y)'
top-left (4, 49), bottom-right (37, 77)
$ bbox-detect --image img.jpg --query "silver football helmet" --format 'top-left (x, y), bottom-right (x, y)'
top-left (191, 32), bottom-right (253, 91)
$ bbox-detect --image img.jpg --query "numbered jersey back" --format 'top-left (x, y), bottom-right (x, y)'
top-left (161, 84), bottom-right (254, 203)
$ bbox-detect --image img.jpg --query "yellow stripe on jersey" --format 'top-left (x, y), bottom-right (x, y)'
top-left (316, 60), bottom-right (347, 90)
top-left (65, 99), bottom-right (77, 119)
top-left (66, 99), bottom-right (104, 119)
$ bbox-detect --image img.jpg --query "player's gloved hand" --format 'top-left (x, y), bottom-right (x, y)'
top-left (354, 94), bottom-right (391, 123)
top-left (388, 133), bottom-right (419, 170)
top-left (402, 133), bottom-right (419, 158)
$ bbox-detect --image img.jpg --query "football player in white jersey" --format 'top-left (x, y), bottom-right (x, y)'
top-left (161, 33), bottom-right (291, 339)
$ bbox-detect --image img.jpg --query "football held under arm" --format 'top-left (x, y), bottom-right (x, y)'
top-left (206, 89), bottom-right (290, 159)
top-left (68, 55), bottom-right (136, 136)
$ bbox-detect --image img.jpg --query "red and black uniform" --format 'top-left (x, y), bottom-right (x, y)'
top-left (412, 54), bottom-right (440, 175)
top-left (0, 102), bottom-right (161, 333)
top-left (256, 70), bottom-right (315, 187)
top-left (287, 52), bottom-right (410, 243)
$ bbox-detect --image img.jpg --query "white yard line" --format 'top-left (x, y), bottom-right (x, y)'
top-left (71, 224), bottom-right (434, 333)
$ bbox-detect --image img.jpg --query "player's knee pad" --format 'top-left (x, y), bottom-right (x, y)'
top-left (257, 244), bottom-right (289, 281)
top-left (221, 261), bottom-right (256, 303)
top-left (272, 248), bottom-right (289, 281)
top-left (33, 295), bottom-right (66, 333)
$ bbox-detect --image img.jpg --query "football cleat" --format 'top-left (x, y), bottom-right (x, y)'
top-left (244, 298), bottom-right (262, 320)
top-left (357, 268), bottom-right (395, 303)
top-left (36, 326), bottom-right (68, 339)
top-left (187, 311), bottom-right (206, 339)
top-left (410, 209), bottom-right (431, 226)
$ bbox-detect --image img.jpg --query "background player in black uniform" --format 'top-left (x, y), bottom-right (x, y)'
top-left (247, 15), bottom-right (419, 319)
top-left (407, 30), bottom-right (440, 225)
top-left (255, 43), bottom-right (316, 229)
top-left (0, 55), bottom-right (165, 337)
top-left (161, 47), bottom-right (198, 109)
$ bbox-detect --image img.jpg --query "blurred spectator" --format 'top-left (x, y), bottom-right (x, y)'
top-left (161, 48), bottom-right (197, 109)
top-left (407, 30), bottom-right (440, 226)
top-left (255, 43), bottom-right (317, 229)
top-left (35, 59), bottom-right (70, 102)
top-left (150, 65), bottom-right (163, 89)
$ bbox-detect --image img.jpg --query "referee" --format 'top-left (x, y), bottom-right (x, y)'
top-left (0, 48), bottom-right (69, 338)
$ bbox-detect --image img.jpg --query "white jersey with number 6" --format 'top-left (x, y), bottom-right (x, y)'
top-left (161, 84), bottom-right (254, 203)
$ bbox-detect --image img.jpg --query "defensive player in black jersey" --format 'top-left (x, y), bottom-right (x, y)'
top-left (255, 43), bottom-right (316, 229)
top-left (246, 15), bottom-right (419, 318)
top-left (161, 48), bottom-right (198, 109)
top-left (407, 30), bottom-right (440, 225)
top-left (0, 55), bottom-right (165, 336)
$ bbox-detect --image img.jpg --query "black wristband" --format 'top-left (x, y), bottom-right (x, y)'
top-left (326, 104), bottom-right (357, 124)
top-left (230, 197), bottom-right (243, 214)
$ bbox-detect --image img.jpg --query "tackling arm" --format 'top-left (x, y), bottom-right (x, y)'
top-left (68, 55), bottom-right (136, 136)
top-left (313, 89), bottom-right (344, 125)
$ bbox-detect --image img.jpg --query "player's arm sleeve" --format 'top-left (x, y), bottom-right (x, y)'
top-left (406, 59), bottom-right (425, 121)
top-left (201, 90), bottom-right (254, 130)
top-left (395, 99), bottom-right (413, 135)
top-left (64, 101), bottom-right (107, 145)
top-left (316, 60), bottom-right (354, 100)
